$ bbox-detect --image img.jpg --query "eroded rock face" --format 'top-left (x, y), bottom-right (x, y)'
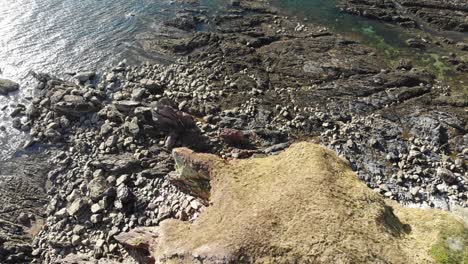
top-left (116, 143), bottom-right (467, 263)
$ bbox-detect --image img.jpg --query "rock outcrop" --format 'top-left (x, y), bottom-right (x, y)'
top-left (338, 0), bottom-right (468, 32)
top-left (117, 143), bottom-right (468, 263)
top-left (2, 0), bottom-right (466, 263)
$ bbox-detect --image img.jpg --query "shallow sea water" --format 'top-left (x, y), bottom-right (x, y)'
top-left (0, 0), bottom-right (226, 159)
top-left (0, 0), bottom-right (466, 159)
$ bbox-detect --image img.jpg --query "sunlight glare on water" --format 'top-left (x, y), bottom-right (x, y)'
top-left (0, 0), bottom-right (174, 159)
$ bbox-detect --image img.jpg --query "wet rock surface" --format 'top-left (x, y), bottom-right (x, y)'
top-left (0, 152), bottom-right (51, 263)
top-left (0, 0), bottom-right (466, 263)
top-left (338, 0), bottom-right (468, 32)
top-left (0, 79), bottom-right (19, 96)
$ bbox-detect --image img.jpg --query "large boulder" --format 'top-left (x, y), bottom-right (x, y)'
top-left (152, 105), bottom-right (195, 133)
top-left (54, 94), bottom-right (100, 116)
top-left (0, 78), bottom-right (19, 95)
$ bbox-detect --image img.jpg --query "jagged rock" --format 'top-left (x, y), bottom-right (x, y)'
top-left (115, 227), bottom-right (158, 249)
top-left (67, 198), bottom-right (90, 218)
top-left (124, 117), bottom-right (140, 136)
top-left (406, 39), bottom-right (426, 49)
top-left (169, 147), bottom-right (223, 201)
top-left (90, 214), bottom-right (103, 224)
top-left (56, 253), bottom-right (124, 264)
top-left (264, 142), bottom-right (290, 153)
top-left (456, 42), bottom-right (468, 51)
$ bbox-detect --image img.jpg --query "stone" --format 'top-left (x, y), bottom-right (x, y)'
top-left (117, 186), bottom-right (135, 204)
top-left (116, 174), bottom-right (130, 186)
top-left (71, 235), bottom-right (81, 246)
top-left (124, 117), bottom-right (140, 136)
top-left (407, 150), bottom-right (421, 160)
top-left (105, 135), bottom-right (118, 147)
top-left (436, 184), bottom-right (447, 193)
top-left (114, 100), bottom-right (141, 112)
top-left (90, 214), bottom-right (103, 224)
top-left (152, 105), bottom-right (195, 133)
top-left (140, 79), bottom-right (162, 93)
top-left (90, 155), bottom-right (141, 174)
top-left (114, 227), bottom-right (159, 263)
top-left (73, 225), bottom-right (85, 235)
top-left (0, 78), bottom-right (19, 95)
top-left (74, 71), bottom-right (96, 83)
top-left (437, 167), bottom-right (457, 185)
top-left (406, 39), bottom-right (426, 49)
top-left (91, 203), bottom-right (103, 214)
top-left (410, 187), bottom-right (420, 196)
top-left (66, 189), bottom-right (81, 203)
top-left (165, 135), bottom-right (177, 149)
top-left (67, 198), bottom-right (90, 218)
top-left (456, 42), bottom-right (468, 51)
top-left (169, 147), bottom-right (221, 202)
top-left (55, 208), bottom-right (69, 218)
top-left (54, 94), bottom-right (99, 116)
top-left (131, 88), bottom-right (145, 100)
top-left (16, 212), bottom-right (30, 226)
top-left (219, 128), bottom-right (248, 147)
top-left (264, 142), bottom-right (290, 154)
top-left (88, 177), bottom-right (108, 201)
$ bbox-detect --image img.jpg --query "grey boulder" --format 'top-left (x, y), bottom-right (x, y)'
top-left (0, 78), bottom-right (19, 95)
top-left (74, 71), bottom-right (96, 83)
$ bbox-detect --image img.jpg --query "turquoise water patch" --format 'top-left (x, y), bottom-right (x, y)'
top-left (270, 0), bottom-right (410, 50)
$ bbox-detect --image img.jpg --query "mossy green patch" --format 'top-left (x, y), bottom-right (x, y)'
top-left (430, 225), bottom-right (468, 264)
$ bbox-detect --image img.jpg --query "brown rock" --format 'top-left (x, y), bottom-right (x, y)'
top-left (169, 148), bottom-right (223, 202)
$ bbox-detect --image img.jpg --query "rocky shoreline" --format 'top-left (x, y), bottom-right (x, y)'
top-left (338, 0), bottom-right (468, 32)
top-left (0, 0), bottom-right (467, 263)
